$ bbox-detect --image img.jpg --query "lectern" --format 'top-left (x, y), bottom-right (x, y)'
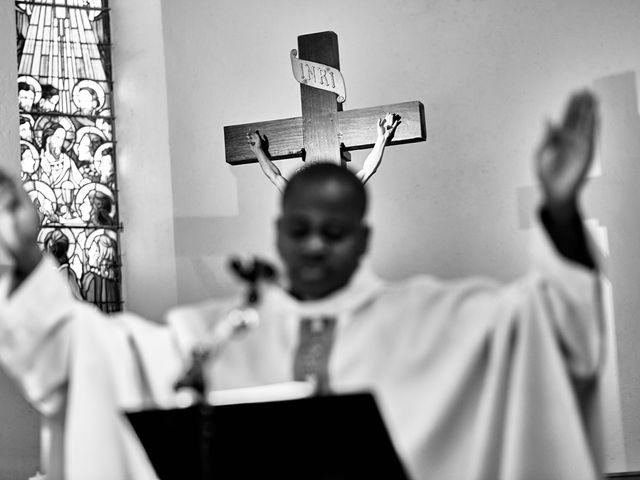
top-left (126, 392), bottom-right (410, 480)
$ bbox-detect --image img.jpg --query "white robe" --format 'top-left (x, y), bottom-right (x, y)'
top-left (0, 223), bottom-right (603, 480)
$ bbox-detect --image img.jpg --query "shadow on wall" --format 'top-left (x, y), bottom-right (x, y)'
top-left (590, 71), bottom-right (640, 472)
top-left (173, 162), bottom-right (284, 303)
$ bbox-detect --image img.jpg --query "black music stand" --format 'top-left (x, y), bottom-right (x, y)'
top-left (126, 392), bottom-right (409, 480)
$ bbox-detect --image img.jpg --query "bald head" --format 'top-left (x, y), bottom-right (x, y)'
top-left (282, 163), bottom-right (367, 219)
top-left (277, 163), bottom-right (370, 300)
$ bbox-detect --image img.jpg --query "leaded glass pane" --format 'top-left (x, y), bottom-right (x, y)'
top-left (16, 0), bottom-right (122, 313)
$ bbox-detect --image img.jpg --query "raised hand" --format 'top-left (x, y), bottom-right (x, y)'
top-left (0, 171), bottom-right (42, 283)
top-left (246, 131), bottom-right (287, 193)
top-left (376, 113), bottom-right (401, 141)
top-left (536, 91), bottom-right (598, 215)
top-left (247, 131), bottom-right (267, 154)
top-left (356, 113), bottom-right (401, 184)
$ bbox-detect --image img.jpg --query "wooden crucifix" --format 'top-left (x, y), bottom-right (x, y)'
top-left (224, 31), bottom-right (426, 166)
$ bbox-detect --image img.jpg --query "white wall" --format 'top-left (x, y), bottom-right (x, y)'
top-left (111, 0), bottom-right (178, 321)
top-left (160, 0), bottom-right (640, 473)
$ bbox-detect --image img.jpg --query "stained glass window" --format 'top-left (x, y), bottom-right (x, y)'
top-left (16, 0), bottom-right (121, 313)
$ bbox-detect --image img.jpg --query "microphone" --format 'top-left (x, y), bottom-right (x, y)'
top-left (229, 256), bottom-right (277, 304)
top-left (173, 255), bottom-right (277, 405)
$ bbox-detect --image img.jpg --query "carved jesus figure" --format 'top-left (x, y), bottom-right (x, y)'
top-left (247, 113), bottom-right (400, 193)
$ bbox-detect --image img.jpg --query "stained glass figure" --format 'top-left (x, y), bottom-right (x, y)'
top-left (16, 0), bottom-right (121, 313)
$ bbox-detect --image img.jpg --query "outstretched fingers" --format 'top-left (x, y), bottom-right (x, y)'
top-left (390, 115), bottom-right (401, 131)
top-left (536, 91), bottom-right (600, 208)
top-left (564, 91), bottom-right (598, 137)
top-left (379, 113), bottom-right (401, 139)
top-left (247, 130), bottom-right (268, 150)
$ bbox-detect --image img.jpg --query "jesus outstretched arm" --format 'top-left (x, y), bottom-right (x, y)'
top-left (247, 130), bottom-right (288, 193)
top-left (249, 113), bottom-right (400, 192)
top-left (355, 113), bottom-right (400, 184)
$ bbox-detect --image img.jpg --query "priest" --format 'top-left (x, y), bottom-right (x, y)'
top-left (0, 91), bottom-right (602, 480)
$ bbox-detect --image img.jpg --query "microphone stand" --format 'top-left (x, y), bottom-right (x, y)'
top-left (173, 256), bottom-right (277, 403)
top-left (171, 256), bottom-right (276, 480)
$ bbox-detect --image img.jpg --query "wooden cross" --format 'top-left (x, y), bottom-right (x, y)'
top-left (224, 31), bottom-right (426, 166)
